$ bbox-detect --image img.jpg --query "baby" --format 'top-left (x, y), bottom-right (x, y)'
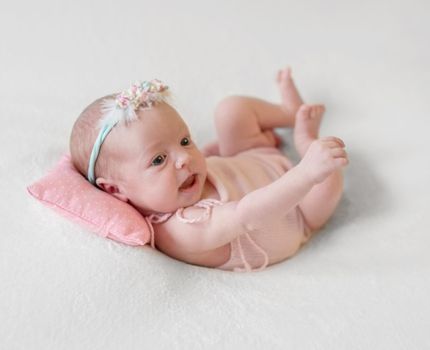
top-left (70, 67), bottom-right (348, 272)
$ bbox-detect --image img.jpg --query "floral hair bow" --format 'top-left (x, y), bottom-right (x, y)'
top-left (99, 79), bottom-right (169, 128)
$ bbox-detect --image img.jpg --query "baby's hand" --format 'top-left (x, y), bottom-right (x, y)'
top-left (297, 137), bottom-right (348, 185)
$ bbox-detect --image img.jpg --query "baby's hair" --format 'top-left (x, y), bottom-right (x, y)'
top-left (69, 94), bottom-right (117, 182)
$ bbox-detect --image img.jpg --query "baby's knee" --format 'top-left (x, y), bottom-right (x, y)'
top-left (215, 95), bottom-right (246, 115)
top-left (214, 96), bottom-right (251, 127)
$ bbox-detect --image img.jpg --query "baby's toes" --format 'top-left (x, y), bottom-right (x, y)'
top-left (310, 105), bottom-right (319, 119)
top-left (311, 105), bottom-right (323, 117)
top-left (296, 104), bottom-right (312, 120)
top-left (277, 70), bottom-right (282, 83)
top-left (277, 66), bottom-right (291, 84)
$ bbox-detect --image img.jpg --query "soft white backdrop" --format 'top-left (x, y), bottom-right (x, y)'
top-left (1, 0), bottom-right (429, 349)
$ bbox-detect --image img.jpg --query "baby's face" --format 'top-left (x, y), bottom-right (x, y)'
top-left (103, 103), bottom-right (207, 215)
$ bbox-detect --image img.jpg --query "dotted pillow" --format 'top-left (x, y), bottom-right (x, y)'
top-left (27, 154), bottom-right (151, 246)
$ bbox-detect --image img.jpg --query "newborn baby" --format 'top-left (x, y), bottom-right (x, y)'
top-left (70, 67), bottom-right (348, 272)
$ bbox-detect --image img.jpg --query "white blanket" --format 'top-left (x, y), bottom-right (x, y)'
top-left (1, 0), bottom-right (429, 348)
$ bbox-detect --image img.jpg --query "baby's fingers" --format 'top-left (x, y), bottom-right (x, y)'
top-left (321, 136), bottom-right (345, 147)
top-left (331, 148), bottom-right (348, 158)
top-left (334, 157), bottom-right (349, 167)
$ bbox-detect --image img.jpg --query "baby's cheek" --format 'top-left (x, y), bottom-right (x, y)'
top-left (194, 151), bottom-right (207, 170)
top-left (153, 176), bottom-right (177, 201)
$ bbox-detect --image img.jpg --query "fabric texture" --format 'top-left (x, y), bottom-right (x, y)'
top-left (27, 154), bottom-right (151, 246)
top-left (205, 147), bottom-right (311, 271)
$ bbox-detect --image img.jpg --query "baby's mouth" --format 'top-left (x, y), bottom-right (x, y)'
top-left (179, 174), bottom-right (197, 191)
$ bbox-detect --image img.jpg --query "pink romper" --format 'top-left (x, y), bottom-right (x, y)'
top-left (206, 147), bottom-right (311, 272)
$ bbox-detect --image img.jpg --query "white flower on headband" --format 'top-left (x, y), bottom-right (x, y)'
top-left (99, 79), bottom-right (169, 128)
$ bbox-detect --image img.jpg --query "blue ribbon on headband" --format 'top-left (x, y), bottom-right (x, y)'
top-left (87, 122), bottom-right (117, 185)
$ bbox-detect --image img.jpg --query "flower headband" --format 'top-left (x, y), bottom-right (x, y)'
top-left (87, 79), bottom-right (169, 185)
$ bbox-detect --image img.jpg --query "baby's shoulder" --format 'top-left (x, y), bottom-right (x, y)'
top-left (154, 204), bottom-right (212, 249)
top-left (153, 203), bottom-right (227, 263)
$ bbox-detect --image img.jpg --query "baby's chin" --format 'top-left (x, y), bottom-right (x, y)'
top-left (133, 194), bottom-right (199, 217)
top-left (133, 174), bottom-right (206, 215)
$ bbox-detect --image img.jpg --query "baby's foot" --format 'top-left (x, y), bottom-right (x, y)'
top-left (277, 66), bottom-right (304, 120)
top-left (294, 104), bottom-right (325, 157)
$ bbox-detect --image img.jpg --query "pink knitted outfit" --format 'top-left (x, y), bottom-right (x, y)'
top-left (149, 147), bottom-right (311, 272)
top-left (209, 147), bottom-right (311, 271)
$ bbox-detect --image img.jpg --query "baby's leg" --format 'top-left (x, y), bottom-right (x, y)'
top-left (201, 131), bottom-right (283, 157)
top-left (294, 105), bottom-right (344, 231)
top-left (200, 140), bottom-right (220, 157)
top-left (214, 66), bottom-right (303, 156)
top-left (237, 133), bottom-right (347, 256)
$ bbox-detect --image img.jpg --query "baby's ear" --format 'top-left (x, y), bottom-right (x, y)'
top-left (95, 178), bottom-right (129, 203)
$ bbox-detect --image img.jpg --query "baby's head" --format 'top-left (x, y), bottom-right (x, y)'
top-left (70, 81), bottom-right (207, 216)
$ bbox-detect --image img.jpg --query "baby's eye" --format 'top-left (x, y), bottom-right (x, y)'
top-left (151, 154), bottom-right (167, 166)
top-left (181, 137), bottom-right (191, 146)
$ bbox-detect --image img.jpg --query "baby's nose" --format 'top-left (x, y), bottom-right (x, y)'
top-left (175, 152), bottom-right (191, 169)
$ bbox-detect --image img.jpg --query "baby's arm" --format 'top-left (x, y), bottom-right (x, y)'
top-left (155, 201), bottom-right (247, 253)
top-left (237, 137), bottom-right (347, 231)
top-left (156, 165), bottom-right (313, 255)
top-left (157, 137), bottom-right (346, 255)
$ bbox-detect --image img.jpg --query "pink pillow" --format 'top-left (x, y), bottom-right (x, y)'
top-left (27, 154), bottom-right (151, 246)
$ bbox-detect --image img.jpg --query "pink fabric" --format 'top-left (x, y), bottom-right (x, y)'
top-left (27, 154), bottom-right (151, 246)
top-left (205, 147), bottom-right (310, 272)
